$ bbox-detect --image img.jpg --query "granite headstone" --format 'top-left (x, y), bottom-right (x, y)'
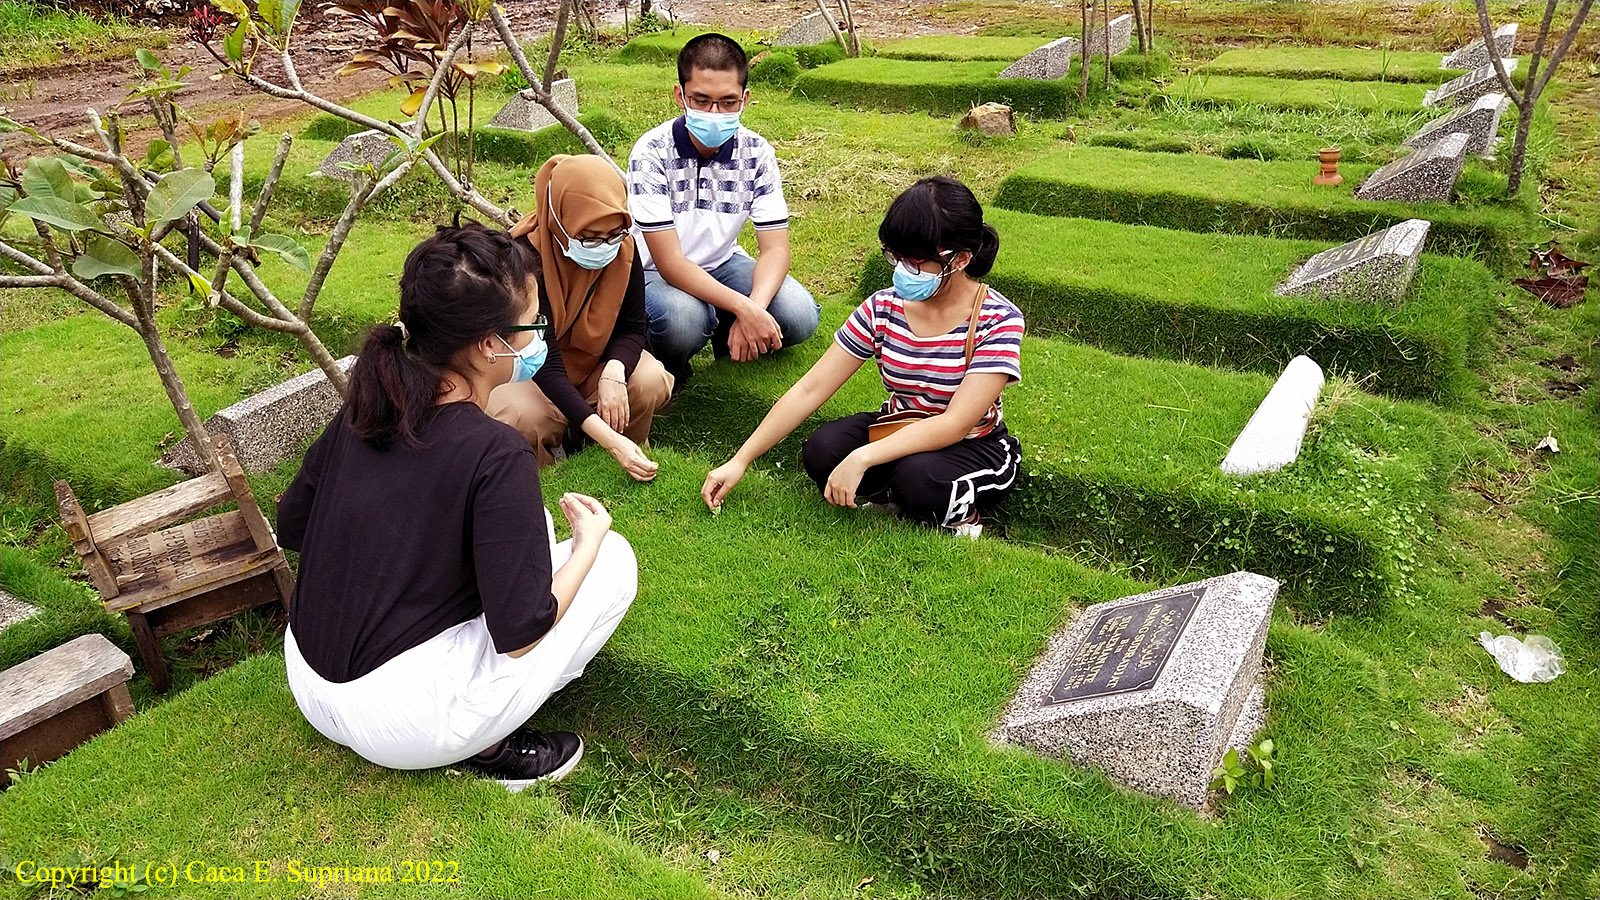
top-left (997, 36), bottom-right (1078, 80)
top-left (162, 356), bottom-right (357, 473)
top-left (1354, 131), bottom-right (1471, 203)
top-left (489, 78), bottom-right (579, 132)
top-left (1425, 59), bottom-right (1517, 108)
top-left (1275, 218), bottom-right (1430, 304)
top-left (1405, 92), bottom-right (1507, 158)
top-left (776, 11), bottom-right (838, 46)
top-left (1441, 23), bottom-right (1517, 70)
top-left (1220, 355), bottom-right (1325, 476)
top-left (1083, 13), bottom-right (1133, 59)
top-left (993, 572), bottom-right (1277, 810)
top-left (314, 130), bottom-right (397, 182)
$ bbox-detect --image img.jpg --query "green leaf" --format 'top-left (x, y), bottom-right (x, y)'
top-left (8, 196), bottom-right (104, 231)
top-left (136, 48), bottom-right (162, 71)
top-left (145, 169), bottom-right (215, 226)
top-left (72, 235), bottom-right (142, 280)
top-left (258, 0), bottom-right (282, 33)
top-left (145, 139), bottom-right (175, 171)
top-left (20, 157), bottom-right (75, 201)
top-left (277, 0), bottom-right (302, 34)
top-left (224, 19), bottom-right (247, 64)
top-left (251, 233), bottom-right (312, 273)
top-left (213, 0), bottom-right (249, 20)
top-left (187, 271), bottom-right (213, 297)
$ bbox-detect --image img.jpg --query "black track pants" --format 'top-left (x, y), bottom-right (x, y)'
top-left (800, 411), bottom-right (1022, 528)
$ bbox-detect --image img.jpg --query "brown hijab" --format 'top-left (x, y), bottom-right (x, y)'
top-left (509, 154), bottom-right (635, 384)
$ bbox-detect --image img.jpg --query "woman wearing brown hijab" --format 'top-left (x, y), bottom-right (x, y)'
top-left (490, 154), bottom-right (674, 481)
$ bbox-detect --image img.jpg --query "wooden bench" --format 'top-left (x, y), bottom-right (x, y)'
top-left (0, 633), bottom-right (134, 784)
top-left (54, 435), bottom-right (293, 693)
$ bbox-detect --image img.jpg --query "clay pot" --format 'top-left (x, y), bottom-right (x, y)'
top-left (1313, 147), bottom-right (1343, 186)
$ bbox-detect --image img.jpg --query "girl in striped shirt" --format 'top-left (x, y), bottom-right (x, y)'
top-left (702, 177), bottom-right (1024, 535)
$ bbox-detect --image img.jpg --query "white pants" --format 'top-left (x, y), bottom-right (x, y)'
top-left (284, 530), bottom-right (637, 770)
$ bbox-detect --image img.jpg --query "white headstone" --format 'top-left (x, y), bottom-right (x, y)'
top-left (997, 36), bottom-right (1079, 80)
top-left (1441, 23), bottom-right (1517, 70)
top-left (1083, 13), bottom-right (1134, 59)
top-left (161, 356), bottom-right (357, 473)
top-left (1405, 92), bottom-right (1507, 158)
top-left (776, 11), bottom-right (838, 46)
top-left (1220, 356), bottom-right (1325, 476)
top-left (489, 79), bottom-right (579, 132)
top-left (993, 571), bottom-right (1277, 811)
top-left (1425, 59), bottom-right (1517, 108)
top-left (1275, 219), bottom-right (1431, 304)
top-left (314, 130), bottom-right (396, 181)
top-left (1354, 131), bottom-right (1471, 203)
top-left (0, 590), bottom-right (39, 630)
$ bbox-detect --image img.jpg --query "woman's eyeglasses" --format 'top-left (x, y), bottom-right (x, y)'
top-left (571, 231), bottom-right (629, 250)
top-left (505, 315), bottom-right (550, 337)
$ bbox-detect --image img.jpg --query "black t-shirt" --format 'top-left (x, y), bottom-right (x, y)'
top-left (277, 402), bottom-right (557, 683)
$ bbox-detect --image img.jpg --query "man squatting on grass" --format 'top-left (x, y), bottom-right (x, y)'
top-left (628, 33), bottom-right (821, 387)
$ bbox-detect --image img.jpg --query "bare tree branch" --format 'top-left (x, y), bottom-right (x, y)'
top-left (249, 134), bottom-right (296, 240)
top-left (489, 4), bottom-right (619, 171)
top-left (412, 23), bottom-right (475, 140)
top-left (1474, 2), bottom-right (1526, 105)
top-left (1530, 0), bottom-right (1592, 100)
top-left (816, 0), bottom-right (846, 50)
top-left (544, 0), bottom-right (571, 89)
top-left (31, 219), bottom-right (66, 272)
top-left (300, 155), bottom-right (417, 321)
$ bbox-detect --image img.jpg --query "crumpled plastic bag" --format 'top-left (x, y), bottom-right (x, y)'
top-left (1478, 632), bottom-right (1566, 683)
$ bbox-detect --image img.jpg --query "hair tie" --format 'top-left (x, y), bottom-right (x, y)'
top-left (395, 320), bottom-right (410, 342)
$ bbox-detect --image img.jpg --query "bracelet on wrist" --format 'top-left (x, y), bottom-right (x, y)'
top-left (601, 375), bottom-right (627, 384)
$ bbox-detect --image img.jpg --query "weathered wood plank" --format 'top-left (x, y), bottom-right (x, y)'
top-left (0, 634), bottom-right (133, 740)
top-left (86, 471), bottom-right (232, 548)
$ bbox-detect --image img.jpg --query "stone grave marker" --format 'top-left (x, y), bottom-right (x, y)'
top-left (1083, 13), bottom-right (1133, 60)
top-left (1220, 355), bottom-right (1325, 476)
top-left (489, 78), bottom-right (579, 132)
top-left (997, 36), bottom-right (1078, 80)
top-left (1425, 59), bottom-right (1517, 108)
top-left (993, 571), bottom-right (1277, 810)
top-left (1441, 23), bottom-right (1517, 70)
top-left (0, 589), bottom-right (39, 630)
top-left (1405, 92), bottom-right (1507, 158)
top-left (314, 130), bottom-right (397, 181)
top-left (776, 11), bottom-right (838, 46)
top-left (1275, 219), bottom-right (1430, 304)
top-left (1353, 131), bottom-right (1470, 203)
top-left (162, 356), bottom-right (357, 473)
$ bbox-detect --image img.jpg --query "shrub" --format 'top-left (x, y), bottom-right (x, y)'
top-left (1199, 47), bottom-right (1529, 86)
top-left (1222, 137), bottom-right (1287, 161)
top-left (1142, 136), bottom-right (1193, 154)
top-left (750, 51), bottom-right (802, 87)
top-left (792, 58), bottom-right (1110, 118)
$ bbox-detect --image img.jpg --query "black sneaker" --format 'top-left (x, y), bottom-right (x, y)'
top-left (460, 728), bottom-right (584, 791)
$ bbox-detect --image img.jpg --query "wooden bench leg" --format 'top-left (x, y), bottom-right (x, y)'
top-left (101, 682), bottom-right (135, 724)
top-left (270, 564), bottom-right (294, 614)
top-left (125, 610), bottom-right (171, 694)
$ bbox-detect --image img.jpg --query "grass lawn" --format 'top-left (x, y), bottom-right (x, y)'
top-left (876, 34), bottom-right (1054, 62)
top-left (1199, 47), bottom-right (1467, 84)
top-left (1152, 73), bottom-right (1430, 115)
top-left (0, 0), bottom-right (168, 74)
top-left (992, 143), bottom-right (1538, 265)
top-left (859, 209), bottom-right (1499, 402)
top-left (790, 57), bottom-right (1160, 118)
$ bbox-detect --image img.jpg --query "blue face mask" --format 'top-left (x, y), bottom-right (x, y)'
top-left (548, 183), bottom-right (625, 271)
top-left (496, 333), bottom-right (547, 382)
top-left (683, 106), bottom-right (742, 148)
top-left (892, 265), bottom-right (944, 302)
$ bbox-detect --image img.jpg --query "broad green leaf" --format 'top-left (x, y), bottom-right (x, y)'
top-left (21, 157), bottom-right (75, 202)
top-left (258, 0), bottom-right (282, 34)
top-left (72, 235), bottom-right (142, 280)
top-left (276, 0), bottom-right (302, 34)
top-left (213, 0), bottom-right (249, 20)
top-left (252, 233), bottom-right (312, 273)
top-left (145, 169), bottom-right (216, 225)
top-left (136, 48), bottom-right (162, 71)
top-left (187, 271), bottom-right (213, 297)
top-left (8, 196), bottom-right (104, 231)
top-left (224, 19), bottom-right (247, 63)
top-left (145, 139), bottom-right (175, 171)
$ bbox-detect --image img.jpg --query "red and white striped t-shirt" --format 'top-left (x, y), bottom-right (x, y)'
top-left (835, 286), bottom-right (1025, 437)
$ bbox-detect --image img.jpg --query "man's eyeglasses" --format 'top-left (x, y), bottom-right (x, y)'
top-left (505, 316), bottom-right (549, 337)
top-left (881, 248), bottom-right (955, 274)
top-left (684, 95), bottom-right (745, 114)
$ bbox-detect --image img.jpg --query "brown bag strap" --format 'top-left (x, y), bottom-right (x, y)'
top-left (962, 283), bottom-right (986, 365)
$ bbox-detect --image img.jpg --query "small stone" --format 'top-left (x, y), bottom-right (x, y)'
top-left (960, 102), bottom-right (1016, 136)
top-left (1441, 23), bottom-right (1517, 70)
top-left (992, 572), bottom-right (1279, 811)
top-left (1354, 131), bottom-right (1471, 203)
top-left (1275, 219), bottom-right (1430, 304)
top-left (1220, 355), bottom-right (1325, 477)
top-left (489, 78), bottom-right (580, 132)
top-left (0, 590), bottom-right (40, 630)
top-left (997, 35), bottom-right (1078, 80)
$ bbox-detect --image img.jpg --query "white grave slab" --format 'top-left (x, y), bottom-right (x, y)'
top-left (1354, 131), bottom-right (1471, 203)
top-left (1275, 219), bottom-right (1430, 304)
top-left (993, 571), bottom-right (1278, 811)
top-left (1405, 92), bottom-right (1507, 158)
top-left (776, 11), bottom-right (838, 46)
top-left (1441, 23), bottom-right (1517, 70)
top-left (997, 36), bottom-right (1078, 80)
top-left (1220, 355), bottom-right (1325, 476)
top-left (1425, 59), bottom-right (1517, 108)
top-left (489, 79), bottom-right (579, 132)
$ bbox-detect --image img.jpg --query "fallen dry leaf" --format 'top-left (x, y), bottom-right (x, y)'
top-left (1535, 433), bottom-right (1560, 454)
top-left (1512, 274), bottom-right (1588, 308)
top-left (856, 875), bottom-right (876, 890)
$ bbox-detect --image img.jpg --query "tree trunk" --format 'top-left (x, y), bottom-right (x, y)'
top-left (1145, 0), bottom-right (1154, 49)
top-left (1507, 100), bottom-right (1536, 196)
top-left (1132, 0), bottom-right (1146, 53)
top-left (1079, 0), bottom-right (1091, 102)
top-left (292, 324), bottom-right (351, 396)
top-left (134, 304), bottom-right (218, 472)
top-left (1102, 0), bottom-right (1111, 88)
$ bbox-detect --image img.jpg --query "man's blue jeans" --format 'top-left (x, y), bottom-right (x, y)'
top-left (643, 253), bottom-right (820, 380)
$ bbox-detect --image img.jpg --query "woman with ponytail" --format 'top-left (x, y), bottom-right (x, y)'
top-left (275, 222), bottom-right (636, 789)
top-left (702, 176), bottom-right (1025, 535)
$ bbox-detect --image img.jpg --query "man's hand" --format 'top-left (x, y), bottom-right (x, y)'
top-left (728, 306), bottom-right (783, 362)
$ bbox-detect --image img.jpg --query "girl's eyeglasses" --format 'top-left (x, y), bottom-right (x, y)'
top-left (881, 248), bottom-right (955, 274)
top-left (505, 316), bottom-right (550, 337)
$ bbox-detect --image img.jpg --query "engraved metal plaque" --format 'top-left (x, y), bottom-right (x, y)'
top-left (1042, 587), bottom-right (1204, 705)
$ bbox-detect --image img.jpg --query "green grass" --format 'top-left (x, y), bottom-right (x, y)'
top-left (876, 34), bottom-right (1054, 62)
top-left (655, 324), bottom-right (1457, 612)
top-left (992, 144), bottom-right (1537, 266)
top-left (860, 210), bottom-right (1497, 402)
top-left (1152, 73), bottom-right (1430, 115)
top-left (610, 27), bottom-right (765, 64)
top-left (0, 0), bottom-right (167, 74)
top-left (791, 57), bottom-right (1157, 118)
top-left (1199, 47), bottom-right (1467, 84)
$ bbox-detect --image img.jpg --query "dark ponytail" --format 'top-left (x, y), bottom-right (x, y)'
top-left (878, 175), bottom-right (1001, 277)
top-left (345, 222), bottom-right (532, 449)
